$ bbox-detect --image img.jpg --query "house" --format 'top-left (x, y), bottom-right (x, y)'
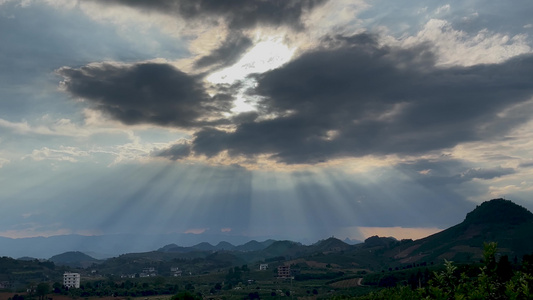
top-left (63, 272), bottom-right (80, 288)
top-left (259, 264), bottom-right (268, 270)
top-left (277, 265), bottom-right (291, 278)
top-left (170, 267), bottom-right (182, 277)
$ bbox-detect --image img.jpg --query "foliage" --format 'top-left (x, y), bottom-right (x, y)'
top-left (171, 291), bottom-right (201, 300)
top-left (351, 242), bottom-right (533, 299)
top-left (35, 283), bottom-right (50, 300)
top-left (295, 271), bottom-right (345, 281)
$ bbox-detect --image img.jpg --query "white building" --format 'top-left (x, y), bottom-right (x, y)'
top-left (63, 272), bottom-right (80, 288)
top-left (259, 264), bottom-right (269, 270)
top-left (170, 267), bottom-right (182, 277)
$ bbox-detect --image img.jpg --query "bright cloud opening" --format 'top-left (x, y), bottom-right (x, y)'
top-left (207, 36), bottom-right (296, 113)
top-left (207, 36), bottom-right (296, 84)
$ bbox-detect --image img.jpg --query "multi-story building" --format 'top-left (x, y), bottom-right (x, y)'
top-left (277, 265), bottom-right (291, 278)
top-left (63, 272), bottom-right (80, 288)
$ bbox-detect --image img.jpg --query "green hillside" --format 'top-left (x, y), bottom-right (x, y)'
top-left (384, 199), bottom-right (533, 265)
top-left (49, 251), bottom-right (100, 268)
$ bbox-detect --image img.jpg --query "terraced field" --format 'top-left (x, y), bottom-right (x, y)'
top-left (330, 278), bottom-right (362, 288)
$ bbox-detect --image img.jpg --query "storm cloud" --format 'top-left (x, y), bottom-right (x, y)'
top-left (153, 141), bottom-right (192, 161)
top-left (89, 0), bottom-right (327, 70)
top-left (194, 34), bottom-right (253, 69)
top-left (57, 62), bottom-right (232, 128)
top-left (91, 0), bottom-right (327, 31)
top-left (191, 34), bottom-right (533, 164)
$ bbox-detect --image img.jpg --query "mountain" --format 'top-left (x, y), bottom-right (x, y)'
top-left (259, 240), bottom-right (307, 259)
top-left (310, 237), bottom-right (351, 253)
top-left (191, 242), bottom-right (216, 251)
top-left (362, 236), bottom-right (398, 248)
top-left (17, 256), bottom-right (39, 261)
top-left (385, 199), bottom-right (533, 265)
top-left (216, 241), bottom-right (236, 251)
top-left (49, 251), bottom-right (100, 268)
top-left (464, 199), bottom-right (533, 225)
top-left (235, 239), bottom-right (276, 251)
top-left (157, 243), bottom-right (195, 253)
top-left (158, 239), bottom-right (277, 254)
top-left (0, 232), bottom-right (266, 259)
top-left (343, 238), bottom-right (363, 245)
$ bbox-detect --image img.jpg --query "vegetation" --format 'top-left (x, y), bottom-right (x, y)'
top-left (346, 242), bottom-right (533, 299)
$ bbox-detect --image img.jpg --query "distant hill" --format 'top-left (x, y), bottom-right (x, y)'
top-left (310, 237), bottom-right (351, 253)
top-left (343, 238), bottom-right (362, 245)
top-left (157, 243), bottom-right (194, 253)
top-left (464, 199), bottom-right (533, 225)
top-left (384, 199), bottom-right (533, 265)
top-left (236, 239), bottom-right (276, 251)
top-left (216, 241), bottom-right (236, 251)
top-left (17, 256), bottom-right (39, 261)
top-left (49, 251), bottom-right (100, 268)
top-left (0, 256), bottom-right (58, 283)
top-left (158, 239), bottom-right (276, 253)
top-left (0, 233), bottom-right (263, 259)
top-left (191, 242), bottom-right (217, 251)
top-left (363, 236), bottom-right (398, 248)
top-left (261, 240), bottom-right (305, 258)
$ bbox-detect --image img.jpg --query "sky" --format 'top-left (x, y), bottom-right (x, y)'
top-left (2, 0), bottom-right (533, 246)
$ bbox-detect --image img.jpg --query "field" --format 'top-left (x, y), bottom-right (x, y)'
top-left (330, 278), bottom-right (362, 288)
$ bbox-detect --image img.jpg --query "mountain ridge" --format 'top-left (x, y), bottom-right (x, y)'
top-left (3, 198), bottom-right (533, 267)
top-left (383, 198), bottom-right (533, 264)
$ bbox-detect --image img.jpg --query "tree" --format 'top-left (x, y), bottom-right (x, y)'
top-left (171, 291), bottom-right (201, 300)
top-left (36, 283), bottom-right (50, 300)
top-left (496, 255), bottom-right (513, 282)
top-left (52, 282), bottom-right (62, 293)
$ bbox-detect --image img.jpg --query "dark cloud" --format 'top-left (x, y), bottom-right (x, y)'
top-left (92, 0), bottom-right (327, 31)
top-left (194, 34), bottom-right (253, 69)
top-left (153, 141), bottom-right (192, 160)
top-left (459, 167), bottom-right (515, 181)
top-left (519, 161), bottom-right (533, 168)
top-left (90, 0), bottom-right (327, 72)
top-left (395, 159), bottom-right (515, 189)
top-left (57, 62), bottom-right (232, 128)
top-left (191, 33), bottom-right (533, 164)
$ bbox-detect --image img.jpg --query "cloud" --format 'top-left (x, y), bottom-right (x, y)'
top-left (459, 167), bottom-right (516, 181)
top-left (401, 19), bottom-right (531, 67)
top-left (91, 0), bottom-right (327, 31)
top-left (358, 226), bottom-right (443, 240)
top-left (86, 0), bottom-right (328, 73)
top-left (24, 146), bottom-right (89, 162)
top-left (194, 34), bottom-right (253, 69)
top-left (57, 62), bottom-right (232, 128)
top-left (519, 161), bottom-right (533, 168)
top-left (0, 157), bottom-right (9, 168)
top-left (396, 159), bottom-right (516, 187)
top-left (153, 140), bottom-right (192, 161)
top-left (190, 33), bottom-right (533, 164)
top-left (184, 228), bottom-right (208, 235)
